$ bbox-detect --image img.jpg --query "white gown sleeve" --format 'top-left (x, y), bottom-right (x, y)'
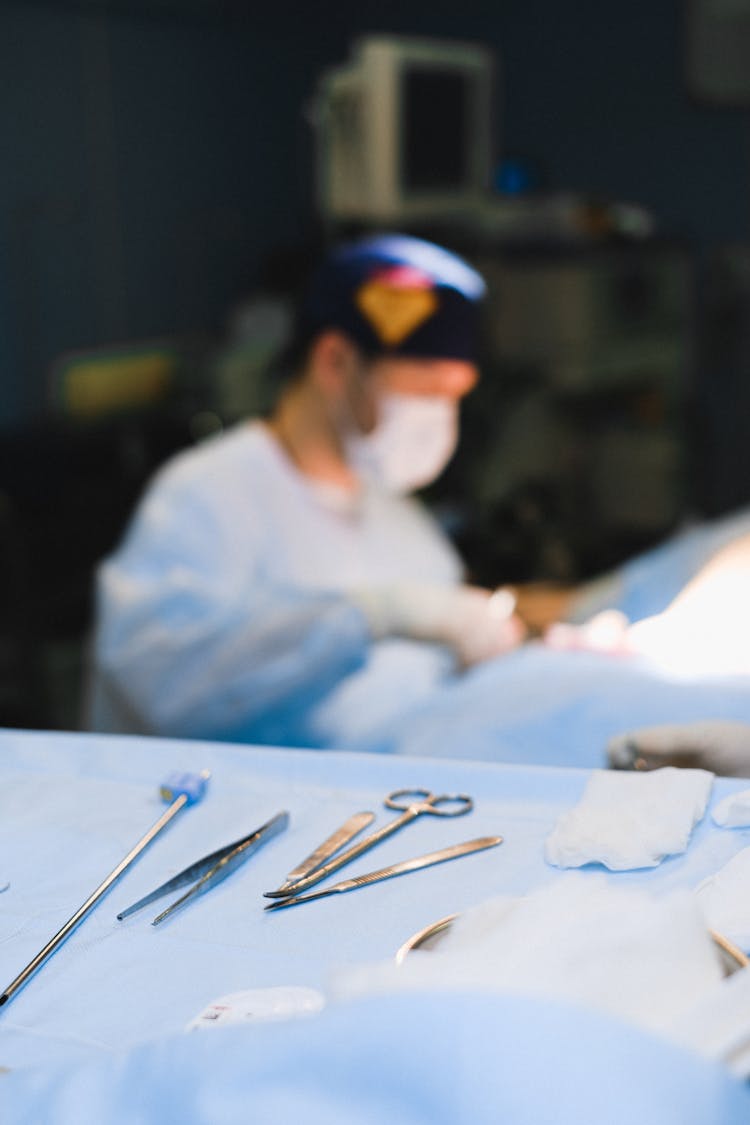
top-left (89, 476), bottom-right (371, 741)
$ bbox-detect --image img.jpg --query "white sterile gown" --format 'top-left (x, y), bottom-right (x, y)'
top-left (87, 421), bottom-right (462, 749)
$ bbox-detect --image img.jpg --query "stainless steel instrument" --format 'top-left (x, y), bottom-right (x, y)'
top-left (264, 835), bottom-right (503, 911)
top-left (265, 788), bottom-right (473, 899)
top-left (118, 811), bottom-right (288, 926)
top-left (0, 769), bottom-right (211, 1009)
top-left (274, 811), bottom-right (375, 898)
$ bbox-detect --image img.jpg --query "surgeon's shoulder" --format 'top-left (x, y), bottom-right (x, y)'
top-left (148, 420), bottom-right (271, 500)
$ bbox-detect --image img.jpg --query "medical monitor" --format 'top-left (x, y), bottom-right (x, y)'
top-left (315, 36), bottom-right (495, 223)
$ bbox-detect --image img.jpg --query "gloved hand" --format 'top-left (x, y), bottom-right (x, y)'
top-left (546, 601), bottom-right (750, 678)
top-left (544, 610), bottom-right (632, 654)
top-left (607, 720), bottom-right (750, 778)
top-left (350, 582), bottom-right (526, 667)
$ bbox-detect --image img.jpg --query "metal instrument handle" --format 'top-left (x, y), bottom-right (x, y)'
top-left (384, 789), bottom-right (474, 817)
top-left (283, 811), bottom-right (375, 886)
top-left (264, 791), bottom-right (474, 898)
top-left (339, 836), bottom-right (502, 890)
top-left (264, 806), bottom-right (419, 897)
top-left (265, 836), bottom-right (503, 912)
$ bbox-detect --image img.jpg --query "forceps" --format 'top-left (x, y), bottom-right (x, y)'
top-left (119, 810), bottom-right (288, 925)
top-left (264, 789), bottom-right (472, 899)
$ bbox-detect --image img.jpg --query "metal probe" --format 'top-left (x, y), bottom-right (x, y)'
top-left (0, 769), bottom-right (210, 1009)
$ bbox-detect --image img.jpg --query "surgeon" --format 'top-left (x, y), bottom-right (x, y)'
top-left (87, 234), bottom-right (526, 748)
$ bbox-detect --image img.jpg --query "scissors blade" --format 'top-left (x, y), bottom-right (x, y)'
top-left (272, 811), bottom-right (375, 896)
top-left (117, 811), bottom-right (289, 922)
top-left (264, 835), bottom-right (502, 911)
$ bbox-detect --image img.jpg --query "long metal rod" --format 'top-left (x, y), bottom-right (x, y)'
top-left (0, 794), bottom-right (189, 1009)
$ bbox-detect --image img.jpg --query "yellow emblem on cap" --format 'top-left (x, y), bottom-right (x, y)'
top-left (355, 281), bottom-right (438, 347)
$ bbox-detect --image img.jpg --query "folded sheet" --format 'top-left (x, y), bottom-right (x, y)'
top-left (331, 875), bottom-right (750, 1086)
top-left (331, 876), bottom-right (724, 1039)
top-left (6, 989), bottom-right (750, 1125)
top-left (696, 846), bottom-right (750, 951)
top-left (712, 788), bottom-right (750, 828)
top-left (544, 766), bottom-right (713, 870)
top-left (671, 966), bottom-right (750, 1079)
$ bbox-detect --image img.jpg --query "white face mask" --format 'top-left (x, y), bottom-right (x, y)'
top-left (345, 392), bottom-right (459, 493)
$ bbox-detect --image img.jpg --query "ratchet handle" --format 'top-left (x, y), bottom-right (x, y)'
top-left (385, 790), bottom-right (473, 817)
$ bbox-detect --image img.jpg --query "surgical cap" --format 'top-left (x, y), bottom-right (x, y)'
top-left (296, 234), bottom-right (486, 363)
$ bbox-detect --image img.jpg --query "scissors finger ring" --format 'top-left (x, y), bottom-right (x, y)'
top-left (385, 790), bottom-right (473, 816)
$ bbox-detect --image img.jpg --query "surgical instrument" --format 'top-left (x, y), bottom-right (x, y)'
top-left (395, 913), bottom-right (459, 965)
top-left (394, 916), bottom-right (749, 974)
top-left (264, 836), bottom-right (503, 911)
top-left (264, 789), bottom-right (473, 899)
top-left (274, 811), bottom-right (375, 898)
top-left (709, 928), bottom-right (750, 973)
top-left (0, 769), bottom-right (210, 1010)
top-left (119, 810), bottom-right (289, 925)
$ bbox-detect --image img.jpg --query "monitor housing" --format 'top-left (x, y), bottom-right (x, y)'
top-left (314, 35), bottom-right (495, 224)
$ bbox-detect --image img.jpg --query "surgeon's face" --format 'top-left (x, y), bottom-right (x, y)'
top-left (354, 356), bottom-right (479, 434)
top-left (371, 355), bottom-right (478, 398)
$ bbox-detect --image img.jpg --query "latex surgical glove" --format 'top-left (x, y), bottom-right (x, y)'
top-left (547, 603), bottom-right (750, 678)
top-left (350, 583), bottom-right (526, 667)
top-left (544, 610), bottom-right (633, 655)
top-left (608, 720), bottom-right (750, 778)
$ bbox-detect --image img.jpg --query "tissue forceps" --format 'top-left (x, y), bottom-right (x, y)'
top-left (119, 810), bottom-right (288, 925)
top-left (264, 789), bottom-right (473, 899)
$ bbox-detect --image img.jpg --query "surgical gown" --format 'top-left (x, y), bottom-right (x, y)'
top-left (87, 421), bottom-right (462, 749)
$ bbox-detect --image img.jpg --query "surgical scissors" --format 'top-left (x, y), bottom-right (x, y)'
top-left (264, 789), bottom-right (472, 899)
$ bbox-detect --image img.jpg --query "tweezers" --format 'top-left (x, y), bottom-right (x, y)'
top-left (117, 810), bottom-right (289, 925)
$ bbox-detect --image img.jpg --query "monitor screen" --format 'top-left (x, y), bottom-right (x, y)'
top-left (401, 66), bottom-right (471, 193)
top-left (315, 36), bottom-right (492, 220)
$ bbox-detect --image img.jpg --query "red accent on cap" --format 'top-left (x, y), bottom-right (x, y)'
top-left (369, 265), bottom-right (435, 289)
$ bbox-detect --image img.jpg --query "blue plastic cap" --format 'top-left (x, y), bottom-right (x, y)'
top-left (159, 770), bottom-right (210, 806)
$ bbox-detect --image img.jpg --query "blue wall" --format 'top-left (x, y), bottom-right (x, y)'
top-left (1, 0), bottom-right (748, 423)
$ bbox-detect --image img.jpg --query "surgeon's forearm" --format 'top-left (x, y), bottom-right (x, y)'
top-left (96, 595), bottom-right (371, 738)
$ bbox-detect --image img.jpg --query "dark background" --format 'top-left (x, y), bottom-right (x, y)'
top-left (1, 0), bottom-right (748, 423)
top-left (2, 0), bottom-right (750, 728)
